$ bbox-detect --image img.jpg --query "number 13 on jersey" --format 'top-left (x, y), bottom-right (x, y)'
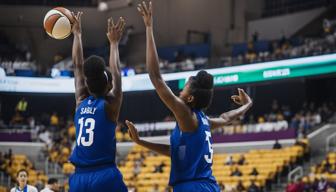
top-left (77, 117), bottom-right (95, 147)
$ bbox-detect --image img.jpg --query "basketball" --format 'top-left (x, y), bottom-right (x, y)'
top-left (43, 7), bottom-right (74, 40)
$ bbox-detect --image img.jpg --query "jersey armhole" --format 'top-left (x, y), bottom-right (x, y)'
top-left (103, 101), bottom-right (118, 125)
top-left (74, 96), bottom-right (90, 115)
top-left (179, 113), bottom-right (202, 136)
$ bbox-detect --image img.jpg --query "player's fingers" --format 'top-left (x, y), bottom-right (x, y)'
top-left (241, 89), bottom-right (249, 97)
top-left (137, 4), bottom-right (145, 16)
top-left (119, 19), bottom-right (126, 32)
top-left (71, 12), bottom-right (78, 22)
top-left (231, 95), bottom-right (239, 99)
top-left (238, 88), bottom-right (244, 95)
top-left (125, 120), bottom-right (131, 127)
top-left (125, 120), bottom-right (135, 130)
top-left (77, 12), bottom-right (82, 23)
top-left (107, 18), bottom-right (111, 33)
top-left (142, 1), bottom-right (149, 14)
top-left (128, 130), bottom-right (133, 140)
top-left (141, 2), bottom-right (148, 16)
top-left (149, 1), bottom-right (152, 14)
top-left (115, 17), bottom-right (121, 30)
top-left (111, 18), bottom-right (116, 32)
top-left (231, 95), bottom-right (241, 104)
top-left (117, 17), bottom-right (124, 31)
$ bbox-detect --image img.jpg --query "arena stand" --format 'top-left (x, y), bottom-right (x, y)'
top-left (116, 142), bottom-right (307, 192)
top-left (0, 87), bottom-right (334, 191)
top-left (0, 150), bottom-right (48, 191)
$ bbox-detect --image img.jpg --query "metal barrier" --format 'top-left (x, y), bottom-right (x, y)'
top-left (326, 132), bottom-right (336, 152)
top-left (288, 166), bottom-right (303, 182)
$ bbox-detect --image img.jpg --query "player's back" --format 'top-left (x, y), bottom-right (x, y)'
top-left (69, 95), bottom-right (116, 167)
top-left (169, 110), bottom-right (217, 186)
top-left (69, 96), bottom-right (127, 192)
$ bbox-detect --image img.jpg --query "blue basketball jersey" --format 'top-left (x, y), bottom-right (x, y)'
top-left (169, 110), bottom-right (217, 186)
top-left (69, 96), bottom-right (117, 167)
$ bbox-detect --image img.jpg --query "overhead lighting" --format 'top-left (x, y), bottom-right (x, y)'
top-left (98, 0), bottom-right (132, 12)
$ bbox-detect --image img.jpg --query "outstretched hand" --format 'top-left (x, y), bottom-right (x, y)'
top-left (231, 88), bottom-right (252, 106)
top-left (125, 120), bottom-right (141, 143)
top-left (107, 17), bottom-right (126, 44)
top-left (137, 1), bottom-right (153, 27)
top-left (71, 12), bottom-right (83, 35)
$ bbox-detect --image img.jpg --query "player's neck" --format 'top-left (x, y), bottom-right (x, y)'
top-left (18, 184), bottom-right (26, 190)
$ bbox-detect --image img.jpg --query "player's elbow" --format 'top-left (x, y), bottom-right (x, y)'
top-left (149, 73), bottom-right (163, 85)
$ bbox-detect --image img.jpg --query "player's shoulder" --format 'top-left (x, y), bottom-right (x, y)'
top-left (28, 185), bottom-right (38, 192)
top-left (40, 188), bottom-right (50, 192)
top-left (10, 187), bottom-right (15, 192)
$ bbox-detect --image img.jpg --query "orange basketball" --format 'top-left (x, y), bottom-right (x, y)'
top-left (43, 7), bottom-right (74, 40)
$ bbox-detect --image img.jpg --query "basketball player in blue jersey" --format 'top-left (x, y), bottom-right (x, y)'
top-left (68, 12), bottom-right (127, 192)
top-left (126, 2), bottom-right (253, 192)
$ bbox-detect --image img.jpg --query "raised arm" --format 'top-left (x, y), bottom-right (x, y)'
top-left (126, 120), bottom-right (170, 156)
top-left (71, 12), bottom-right (89, 108)
top-left (138, 2), bottom-right (196, 132)
top-left (105, 17), bottom-right (126, 122)
top-left (209, 88), bottom-right (253, 130)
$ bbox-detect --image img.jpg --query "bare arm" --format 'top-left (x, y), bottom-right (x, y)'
top-left (126, 120), bottom-right (170, 156)
top-left (138, 2), bottom-right (197, 132)
top-left (105, 17), bottom-right (126, 122)
top-left (71, 12), bottom-right (89, 108)
top-left (209, 88), bottom-right (253, 129)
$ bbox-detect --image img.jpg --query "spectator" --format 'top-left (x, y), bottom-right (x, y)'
top-left (67, 123), bottom-right (76, 140)
top-left (303, 177), bottom-right (312, 191)
top-left (317, 177), bottom-right (328, 192)
top-left (128, 184), bottom-right (136, 192)
top-left (237, 154), bottom-right (246, 165)
top-left (150, 184), bottom-right (160, 192)
top-left (0, 152), bottom-right (5, 171)
top-left (4, 149), bottom-right (12, 160)
top-left (40, 178), bottom-right (60, 192)
top-left (236, 180), bottom-right (246, 191)
top-left (218, 183), bottom-right (225, 191)
top-left (38, 129), bottom-right (52, 147)
top-left (50, 112), bottom-right (59, 127)
top-left (164, 186), bottom-right (171, 192)
top-left (153, 162), bottom-right (166, 173)
top-left (10, 169), bottom-right (38, 192)
top-left (323, 158), bottom-right (332, 173)
top-left (296, 178), bottom-right (305, 192)
top-left (0, 112), bottom-right (6, 128)
top-left (247, 180), bottom-right (260, 192)
top-left (10, 111), bottom-right (24, 125)
top-left (134, 161), bottom-right (141, 176)
top-left (231, 167), bottom-right (242, 177)
top-left (286, 180), bottom-right (299, 192)
top-left (28, 116), bottom-right (35, 129)
top-left (16, 97), bottom-right (28, 116)
top-left (252, 31), bottom-right (259, 42)
top-left (249, 167), bottom-right (259, 176)
top-left (225, 155), bottom-right (234, 165)
top-left (312, 178), bottom-right (319, 191)
top-left (273, 139), bottom-right (282, 149)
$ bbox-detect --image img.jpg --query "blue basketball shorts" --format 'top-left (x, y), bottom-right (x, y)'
top-left (69, 165), bottom-right (127, 192)
top-left (173, 180), bottom-right (220, 192)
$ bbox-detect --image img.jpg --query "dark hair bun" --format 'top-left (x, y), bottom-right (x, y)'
top-left (83, 55), bottom-right (105, 79)
top-left (195, 70), bottom-right (214, 89)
